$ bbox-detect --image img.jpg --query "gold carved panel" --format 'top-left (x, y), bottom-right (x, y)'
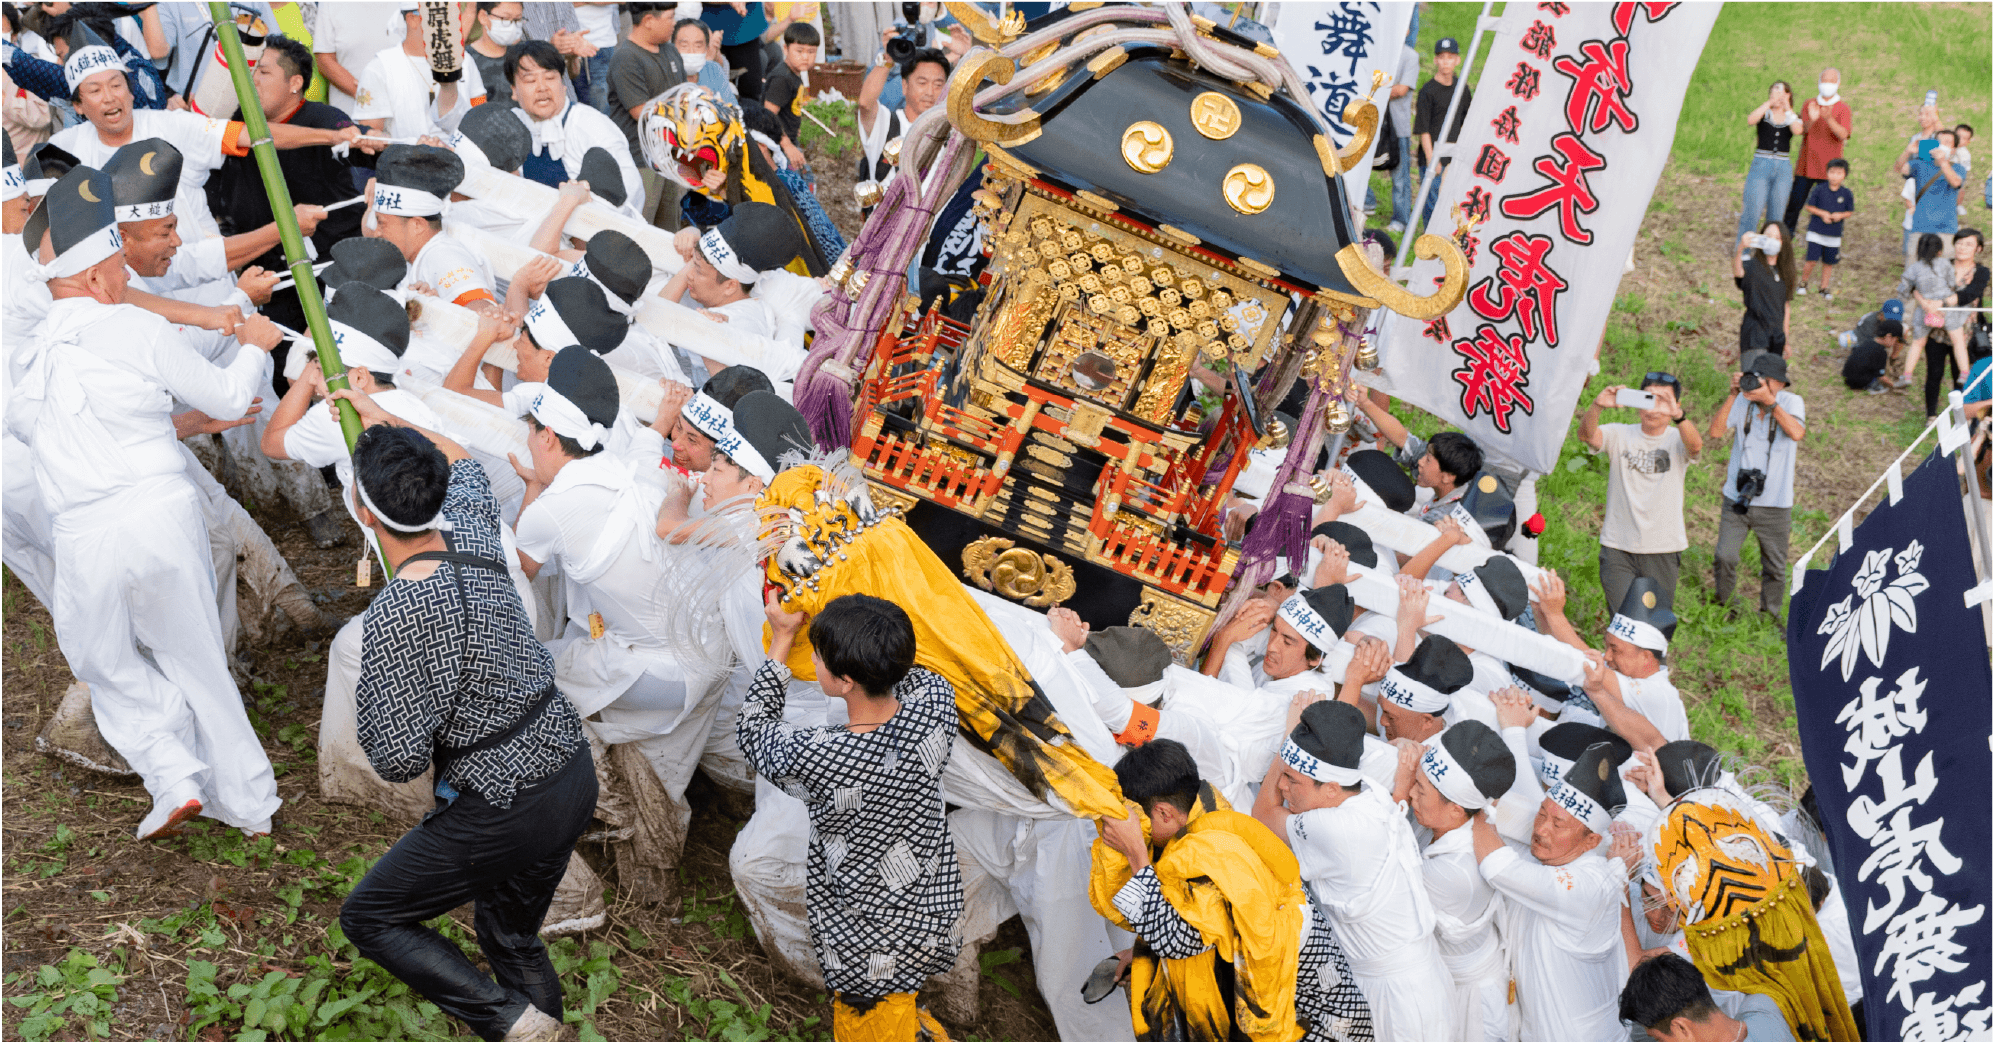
top-left (962, 536), bottom-right (1078, 607)
top-left (1129, 589), bottom-right (1216, 664)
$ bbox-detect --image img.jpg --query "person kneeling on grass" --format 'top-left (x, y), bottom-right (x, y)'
top-left (332, 388), bottom-right (596, 1042)
top-left (1841, 318), bottom-right (1905, 392)
top-left (742, 593), bottom-right (964, 1041)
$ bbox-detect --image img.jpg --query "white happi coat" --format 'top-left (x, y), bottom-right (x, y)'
top-left (8, 297), bottom-right (277, 829)
top-left (51, 109), bottom-right (236, 240)
top-left (1480, 842), bottom-right (1628, 1042)
top-left (1422, 826), bottom-right (1518, 1042)
top-left (1290, 786), bottom-right (1455, 1041)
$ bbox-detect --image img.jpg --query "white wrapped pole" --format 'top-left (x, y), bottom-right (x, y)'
top-left (631, 296), bottom-right (807, 389)
top-left (1342, 569), bottom-right (1589, 684)
top-left (454, 166), bottom-right (684, 277)
top-left (398, 377), bottom-right (533, 461)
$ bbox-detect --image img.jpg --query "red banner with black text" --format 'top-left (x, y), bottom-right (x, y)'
top-left (1368, 1), bottom-right (1719, 474)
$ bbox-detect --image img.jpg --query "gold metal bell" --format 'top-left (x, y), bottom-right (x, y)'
top-left (1354, 335), bottom-right (1380, 371)
top-left (1259, 418), bottom-right (1291, 450)
top-left (854, 179), bottom-right (884, 209)
top-left (882, 136), bottom-right (904, 167)
top-left (1323, 398), bottom-right (1355, 433)
top-left (826, 254), bottom-right (854, 289)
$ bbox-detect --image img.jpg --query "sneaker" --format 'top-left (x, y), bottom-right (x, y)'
top-left (1796, 285), bottom-right (1808, 296)
top-left (1386, 221), bottom-right (1406, 234)
top-left (1867, 382), bottom-right (1889, 395)
top-left (1822, 290), bottom-right (1834, 302)
top-left (499, 1006), bottom-right (564, 1042)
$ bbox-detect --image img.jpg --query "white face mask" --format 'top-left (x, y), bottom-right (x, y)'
top-left (486, 18), bottom-right (524, 46)
top-left (1759, 237), bottom-right (1782, 257)
top-left (679, 51), bottom-right (707, 75)
top-left (1818, 81), bottom-right (1838, 100)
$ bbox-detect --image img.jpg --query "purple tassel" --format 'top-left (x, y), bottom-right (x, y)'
top-left (791, 132), bottom-right (973, 449)
top-left (1238, 372), bottom-right (1327, 572)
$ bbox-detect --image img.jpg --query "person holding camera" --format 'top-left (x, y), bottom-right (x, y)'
top-left (1578, 373), bottom-right (1701, 613)
top-left (1707, 354), bottom-right (1807, 622)
top-left (854, 24), bottom-right (950, 216)
top-left (1732, 220), bottom-right (1795, 366)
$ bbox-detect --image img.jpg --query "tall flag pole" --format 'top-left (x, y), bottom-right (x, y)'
top-left (204, 3), bottom-right (361, 450)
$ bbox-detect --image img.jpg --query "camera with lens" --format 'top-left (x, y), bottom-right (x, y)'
top-left (886, 3), bottom-right (928, 63)
top-left (1738, 371), bottom-right (1762, 393)
top-left (1732, 469), bottom-right (1767, 513)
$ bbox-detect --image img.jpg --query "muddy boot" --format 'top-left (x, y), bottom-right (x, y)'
top-left (538, 852), bottom-right (606, 937)
top-left (35, 682), bottom-right (135, 777)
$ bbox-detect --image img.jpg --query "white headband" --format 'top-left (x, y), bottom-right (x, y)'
top-left (710, 417), bottom-right (773, 480)
top-left (329, 320), bottom-right (402, 375)
top-left (1448, 503), bottom-right (1492, 549)
top-left (681, 390), bottom-right (737, 445)
top-left (24, 176), bottom-right (57, 197)
top-left (1537, 750), bottom-right (1575, 790)
top-left (373, 183), bottom-right (447, 218)
top-left (1339, 464), bottom-right (1392, 515)
top-left (1279, 738), bottom-right (1363, 786)
top-left (698, 227), bottom-right (759, 284)
top-left (529, 384), bottom-right (608, 451)
top-left (1608, 613), bottom-right (1668, 652)
top-left (1455, 568), bottom-right (1502, 619)
top-left (114, 196), bottom-right (175, 223)
top-left (1547, 778), bottom-right (1614, 835)
top-left (28, 223), bottom-right (123, 283)
top-left (448, 129), bottom-right (494, 172)
top-left (524, 294), bottom-right (581, 351)
top-left (2, 164), bottom-right (23, 203)
top-left (569, 257), bottom-right (637, 316)
top-left (1379, 667), bottom-right (1449, 714)
top-left (1276, 593), bottom-right (1342, 654)
top-left (64, 46), bottom-right (123, 95)
top-left (1421, 737), bottom-right (1495, 811)
top-left (352, 467), bottom-right (454, 534)
top-left (749, 130), bottom-right (787, 170)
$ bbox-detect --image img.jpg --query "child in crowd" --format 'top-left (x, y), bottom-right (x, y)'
top-left (1841, 318), bottom-right (1903, 393)
top-left (739, 593), bottom-right (963, 1040)
top-left (1799, 158), bottom-right (1853, 300)
top-left (763, 22), bottom-right (818, 170)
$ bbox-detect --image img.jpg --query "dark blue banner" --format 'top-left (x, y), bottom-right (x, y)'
top-left (1788, 449), bottom-right (1991, 1042)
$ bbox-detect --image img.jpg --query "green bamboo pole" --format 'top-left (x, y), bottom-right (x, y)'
top-left (206, 3), bottom-right (359, 448)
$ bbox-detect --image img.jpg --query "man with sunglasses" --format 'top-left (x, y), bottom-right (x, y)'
top-left (1579, 371), bottom-right (1702, 612)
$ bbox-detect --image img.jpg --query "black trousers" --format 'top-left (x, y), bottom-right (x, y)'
top-left (1783, 173), bottom-right (1822, 233)
top-left (724, 39), bottom-right (766, 102)
top-left (341, 747), bottom-right (597, 1042)
top-left (1923, 329), bottom-right (1964, 417)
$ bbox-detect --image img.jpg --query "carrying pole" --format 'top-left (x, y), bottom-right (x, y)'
top-left (205, 2), bottom-right (361, 451)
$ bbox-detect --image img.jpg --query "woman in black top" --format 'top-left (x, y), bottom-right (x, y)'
top-left (1737, 81), bottom-right (1804, 242)
top-left (1732, 219), bottom-right (1796, 360)
top-left (1927, 227), bottom-right (1990, 414)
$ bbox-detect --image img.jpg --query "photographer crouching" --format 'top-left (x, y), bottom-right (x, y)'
top-left (1707, 354), bottom-right (1807, 626)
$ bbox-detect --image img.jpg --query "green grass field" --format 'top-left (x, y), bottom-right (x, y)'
top-left (1369, 2), bottom-right (1992, 791)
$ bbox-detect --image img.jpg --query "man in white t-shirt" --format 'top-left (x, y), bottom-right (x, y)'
top-left (353, 5), bottom-right (487, 140)
top-left (571, 2), bottom-right (622, 114)
top-left (1578, 372), bottom-right (1701, 612)
top-left (312, 2), bottom-right (404, 116)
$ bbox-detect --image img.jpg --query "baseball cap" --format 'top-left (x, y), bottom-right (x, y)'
top-left (1434, 37), bottom-right (1460, 54)
top-left (1747, 353), bottom-right (1790, 385)
top-left (1882, 299), bottom-right (1906, 322)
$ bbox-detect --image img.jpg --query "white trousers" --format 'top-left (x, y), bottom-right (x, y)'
top-left (51, 477), bottom-right (278, 829)
top-left (320, 616), bottom-right (436, 824)
top-left (2, 430), bottom-right (56, 608)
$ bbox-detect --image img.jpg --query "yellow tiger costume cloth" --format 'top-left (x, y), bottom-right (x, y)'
top-left (637, 82), bottom-right (829, 276)
top-left (755, 463), bottom-right (1124, 820)
top-left (1086, 784), bottom-right (1366, 1042)
top-left (1653, 797), bottom-right (1860, 1042)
